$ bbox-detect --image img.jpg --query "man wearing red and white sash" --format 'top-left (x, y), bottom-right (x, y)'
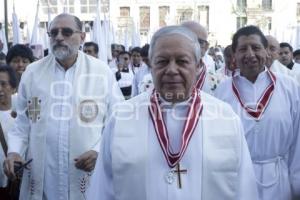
top-left (87, 25), bottom-right (258, 200)
top-left (214, 26), bottom-right (300, 200)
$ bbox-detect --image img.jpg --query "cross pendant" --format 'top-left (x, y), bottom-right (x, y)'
top-left (172, 163), bottom-right (187, 189)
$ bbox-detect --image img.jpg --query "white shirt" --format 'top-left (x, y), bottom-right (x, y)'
top-left (43, 62), bottom-right (76, 200)
top-left (203, 54), bottom-right (215, 73)
top-left (108, 59), bottom-right (118, 71)
top-left (289, 62), bottom-right (300, 85)
top-left (269, 60), bottom-right (291, 75)
top-left (0, 110), bottom-right (14, 187)
top-left (131, 64), bottom-right (152, 97)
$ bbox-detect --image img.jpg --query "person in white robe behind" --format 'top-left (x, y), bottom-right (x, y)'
top-left (87, 25), bottom-right (258, 200)
top-left (131, 44), bottom-right (153, 97)
top-left (265, 35), bottom-right (291, 76)
top-left (181, 21), bottom-right (220, 95)
top-left (214, 25), bottom-right (300, 200)
top-left (216, 45), bottom-right (238, 79)
top-left (3, 13), bottom-right (123, 200)
top-left (0, 66), bottom-right (17, 196)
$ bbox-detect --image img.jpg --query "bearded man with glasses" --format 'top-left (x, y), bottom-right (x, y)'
top-left (4, 13), bottom-right (123, 200)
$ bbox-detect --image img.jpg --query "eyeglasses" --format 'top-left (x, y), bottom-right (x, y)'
top-left (47, 27), bottom-right (81, 38)
top-left (198, 38), bottom-right (208, 46)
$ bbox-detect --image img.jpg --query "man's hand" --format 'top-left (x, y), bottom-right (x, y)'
top-left (3, 152), bottom-right (24, 180)
top-left (74, 150), bottom-right (98, 172)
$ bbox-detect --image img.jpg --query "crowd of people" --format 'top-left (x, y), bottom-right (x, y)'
top-left (0, 12), bottom-right (299, 200)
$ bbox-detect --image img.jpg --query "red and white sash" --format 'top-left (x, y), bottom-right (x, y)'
top-left (195, 64), bottom-right (207, 90)
top-left (148, 89), bottom-right (203, 168)
top-left (232, 70), bottom-right (276, 120)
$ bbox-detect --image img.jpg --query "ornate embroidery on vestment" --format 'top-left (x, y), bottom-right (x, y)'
top-left (78, 100), bottom-right (99, 123)
top-left (79, 172), bottom-right (92, 199)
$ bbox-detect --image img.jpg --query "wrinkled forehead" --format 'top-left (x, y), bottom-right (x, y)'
top-left (155, 34), bottom-right (194, 49)
top-left (49, 15), bottom-right (77, 30)
top-left (152, 34), bottom-right (195, 59)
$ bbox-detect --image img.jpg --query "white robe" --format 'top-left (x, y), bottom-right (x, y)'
top-left (214, 70), bottom-right (300, 200)
top-left (7, 51), bottom-right (124, 200)
top-left (0, 110), bottom-right (15, 187)
top-left (269, 60), bottom-right (291, 75)
top-left (87, 91), bottom-right (259, 200)
top-left (109, 58), bottom-right (118, 71)
top-left (131, 64), bottom-right (152, 97)
top-left (203, 53), bottom-right (215, 73)
top-left (289, 62), bottom-right (300, 85)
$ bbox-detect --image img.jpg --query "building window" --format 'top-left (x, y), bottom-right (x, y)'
top-left (80, 0), bottom-right (97, 14)
top-left (177, 8), bottom-right (193, 24)
top-left (267, 17), bottom-right (272, 30)
top-left (198, 6), bottom-right (209, 29)
top-left (297, 3), bottom-right (300, 23)
top-left (41, 0), bottom-right (58, 14)
top-left (262, 0), bottom-right (272, 10)
top-left (159, 6), bottom-right (170, 27)
top-left (237, 17), bottom-right (247, 29)
top-left (237, 0), bottom-right (247, 11)
top-left (140, 6), bottom-right (150, 31)
top-left (120, 7), bottom-right (130, 17)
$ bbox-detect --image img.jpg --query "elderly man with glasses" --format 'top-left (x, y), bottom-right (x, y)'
top-left (4, 13), bottom-right (123, 200)
top-left (181, 21), bottom-right (220, 95)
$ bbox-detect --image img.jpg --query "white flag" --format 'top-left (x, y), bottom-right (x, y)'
top-left (0, 28), bottom-right (8, 54)
top-left (131, 21), bottom-right (141, 48)
top-left (31, 0), bottom-right (40, 45)
top-left (92, 0), bottom-right (107, 63)
top-left (47, 0), bottom-right (52, 29)
top-left (124, 27), bottom-right (129, 51)
top-left (12, 4), bottom-right (21, 45)
top-left (103, 17), bottom-right (112, 60)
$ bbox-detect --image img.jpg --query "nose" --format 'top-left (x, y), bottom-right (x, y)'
top-left (16, 60), bottom-right (26, 69)
top-left (53, 30), bottom-right (65, 41)
top-left (165, 60), bottom-right (179, 75)
top-left (246, 47), bottom-right (255, 57)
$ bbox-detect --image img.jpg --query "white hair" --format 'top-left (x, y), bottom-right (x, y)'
top-left (149, 25), bottom-right (201, 63)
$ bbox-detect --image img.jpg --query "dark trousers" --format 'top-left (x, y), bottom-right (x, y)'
top-left (0, 187), bottom-right (11, 200)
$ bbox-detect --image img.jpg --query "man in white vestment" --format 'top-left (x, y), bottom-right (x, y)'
top-left (109, 44), bottom-right (124, 71)
top-left (87, 25), bottom-right (258, 200)
top-left (214, 25), bottom-right (300, 200)
top-left (114, 51), bottom-right (134, 99)
top-left (3, 13), bottom-right (123, 200)
top-left (131, 44), bottom-right (153, 97)
top-left (0, 66), bottom-right (17, 196)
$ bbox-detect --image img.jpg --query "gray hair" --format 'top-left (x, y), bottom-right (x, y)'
top-left (49, 13), bottom-right (82, 31)
top-left (149, 25), bottom-right (201, 63)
